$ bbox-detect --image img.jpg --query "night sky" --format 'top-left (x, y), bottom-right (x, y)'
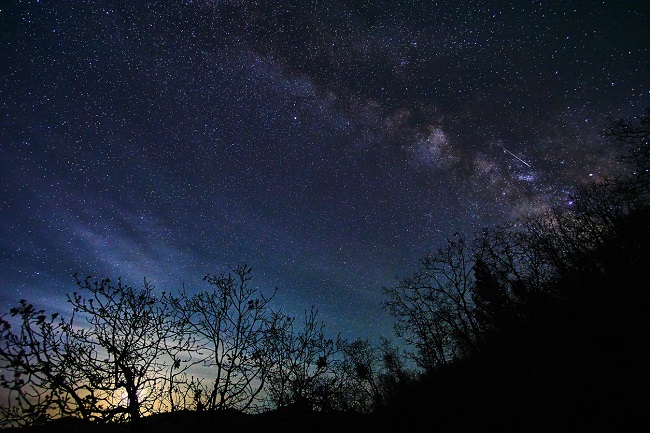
top-left (1, 1), bottom-right (648, 340)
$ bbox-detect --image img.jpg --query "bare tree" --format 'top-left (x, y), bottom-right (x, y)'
top-left (65, 275), bottom-right (188, 422)
top-left (169, 265), bottom-right (275, 412)
top-left (264, 307), bottom-right (341, 411)
top-left (0, 301), bottom-right (92, 427)
top-left (337, 339), bottom-right (383, 412)
top-left (383, 235), bottom-right (481, 372)
top-left (0, 275), bottom-right (195, 427)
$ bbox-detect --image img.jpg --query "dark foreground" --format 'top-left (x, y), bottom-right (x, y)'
top-left (4, 399), bottom-right (644, 433)
top-left (4, 409), bottom-right (378, 433)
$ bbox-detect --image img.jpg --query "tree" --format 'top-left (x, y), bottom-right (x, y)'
top-left (470, 258), bottom-right (514, 334)
top-left (337, 339), bottom-right (383, 411)
top-left (65, 275), bottom-right (189, 422)
top-left (0, 275), bottom-right (189, 427)
top-left (0, 301), bottom-right (90, 427)
top-left (169, 265), bottom-right (276, 412)
top-left (383, 235), bottom-right (481, 372)
top-left (264, 307), bottom-right (341, 411)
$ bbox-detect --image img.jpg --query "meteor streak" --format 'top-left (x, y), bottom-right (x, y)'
top-left (497, 143), bottom-right (532, 168)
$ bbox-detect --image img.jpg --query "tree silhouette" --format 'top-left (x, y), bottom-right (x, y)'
top-left (337, 339), bottom-right (383, 411)
top-left (0, 301), bottom-right (89, 426)
top-left (65, 275), bottom-right (189, 422)
top-left (383, 235), bottom-right (481, 372)
top-left (0, 267), bottom-right (352, 427)
top-left (168, 265), bottom-right (276, 412)
top-left (470, 258), bottom-right (514, 336)
top-left (0, 276), bottom-right (191, 427)
top-left (264, 306), bottom-right (341, 411)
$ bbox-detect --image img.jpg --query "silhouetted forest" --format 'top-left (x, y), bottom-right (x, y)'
top-left (1, 111), bottom-right (648, 432)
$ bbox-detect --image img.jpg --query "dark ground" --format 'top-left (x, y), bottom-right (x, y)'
top-left (4, 408), bottom-right (380, 433)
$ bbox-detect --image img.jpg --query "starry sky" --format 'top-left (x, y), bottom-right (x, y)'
top-left (1, 0), bottom-right (648, 340)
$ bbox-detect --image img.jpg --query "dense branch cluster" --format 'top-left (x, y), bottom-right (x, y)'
top-left (0, 267), bottom-right (398, 427)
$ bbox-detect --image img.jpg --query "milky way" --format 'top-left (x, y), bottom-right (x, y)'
top-left (1, 1), bottom-right (648, 339)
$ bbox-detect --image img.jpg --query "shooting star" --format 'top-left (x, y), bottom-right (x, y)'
top-left (497, 143), bottom-right (532, 168)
